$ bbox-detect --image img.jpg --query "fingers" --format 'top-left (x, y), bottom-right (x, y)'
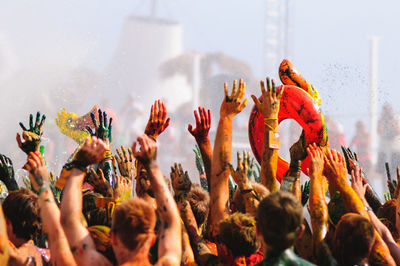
top-left (90, 112), bottom-right (98, 129)
top-left (116, 148), bottom-right (123, 163)
top-left (29, 113), bottom-right (34, 130)
top-left (187, 124), bottom-right (194, 134)
top-left (39, 114), bottom-right (46, 132)
top-left (238, 98), bottom-right (247, 111)
top-left (35, 111), bottom-right (41, 129)
top-left (231, 80), bottom-right (237, 97)
top-left (224, 82), bottom-right (229, 97)
top-left (260, 80), bottom-right (266, 95)
top-left (128, 147), bottom-right (134, 161)
top-left (122, 146), bottom-right (129, 162)
top-left (237, 152), bottom-right (242, 171)
top-left (194, 109), bottom-right (200, 127)
top-left (251, 95), bottom-right (261, 110)
top-left (277, 85), bottom-right (284, 99)
top-left (98, 109), bottom-right (104, 128)
top-left (16, 133), bottom-right (23, 148)
top-left (103, 111), bottom-right (108, 128)
top-left (19, 122), bottom-right (27, 131)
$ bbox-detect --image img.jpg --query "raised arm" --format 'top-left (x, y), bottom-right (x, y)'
top-left (132, 134), bottom-right (181, 265)
top-left (60, 137), bottom-right (112, 266)
top-left (229, 151), bottom-right (261, 217)
top-left (307, 144), bottom-right (329, 263)
top-left (351, 165), bottom-right (400, 265)
top-left (188, 107), bottom-right (213, 186)
top-left (251, 78), bottom-right (283, 192)
top-left (24, 152), bottom-right (76, 266)
top-left (323, 149), bottom-right (396, 266)
top-left (209, 79), bottom-right (247, 237)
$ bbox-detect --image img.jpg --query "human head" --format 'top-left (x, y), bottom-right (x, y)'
top-left (256, 191), bottom-right (304, 252)
top-left (110, 198), bottom-right (156, 258)
top-left (334, 213), bottom-right (374, 265)
top-left (187, 184), bottom-right (210, 227)
top-left (377, 199), bottom-right (397, 238)
top-left (231, 182), bottom-right (269, 213)
top-left (217, 212), bottom-right (260, 258)
top-left (2, 188), bottom-right (41, 245)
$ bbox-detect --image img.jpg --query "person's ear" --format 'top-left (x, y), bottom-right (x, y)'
top-left (295, 223), bottom-right (305, 240)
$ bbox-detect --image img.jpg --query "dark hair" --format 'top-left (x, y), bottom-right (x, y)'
top-left (256, 191), bottom-right (303, 251)
top-left (377, 199), bottom-right (398, 239)
top-left (111, 198), bottom-right (156, 251)
top-left (218, 212), bottom-right (260, 257)
top-left (334, 213), bottom-right (374, 265)
top-left (187, 184), bottom-right (210, 226)
top-left (2, 188), bottom-right (41, 241)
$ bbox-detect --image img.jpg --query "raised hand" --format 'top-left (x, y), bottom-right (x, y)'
top-left (73, 137), bottom-right (107, 167)
top-left (132, 134), bottom-right (158, 167)
top-left (307, 143), bottom-right (324, 179)
top-left (251, 77), bottom-right (284, 119)
top-left (351, 165), bottom-right (368, 202)
top-left (114, 146), bottom-right (136, 179)
top-left (188, 107), bottom-right (211, 141)
top-left (86, 109), bottom-right (112, 147)
top-left (113, 174), bottom-right (132, 200)
top-left (16, 111), bottom-right (46, 154)
top-left (341, 146), bottom-right (358, 174)
top-left (0, 154), bottom-right (18, 191)
top-left (144, 99), bottom-right (171, 139)
top-left (170, 163), bottom-right (192, 197)
top-left (290, 132), bottom-right (308, 164)
top-left (88, 168), bottom-right (112, 197)
top-left (23, 152), bottom-right (50, 193)
top-left (228, 151), bottom-right (251, 189)
top-left (322, 149), bottom-right (348, 182)
top-left (220, 79), bottom-right (247, 117)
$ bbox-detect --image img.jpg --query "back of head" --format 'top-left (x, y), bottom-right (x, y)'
top-left (256, 191), bottom-right (303, 251)
top-left (111, 198), bottom-right (156, 251)
top-left (218, 212), bottom-right (260, 257)
top-left (232, 182), bottom-right (269, 213)
top-left (187, 184), bottom-right (210, 227)
top-left (2, 188), bottom-right (41, 241)
top-left (377, 199), bottom-right (397, 238)
top-left (334, 213), bottom-right (374, 265)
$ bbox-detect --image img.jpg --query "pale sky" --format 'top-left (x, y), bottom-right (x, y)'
top-left (0, 0), bottom-right (399, 141)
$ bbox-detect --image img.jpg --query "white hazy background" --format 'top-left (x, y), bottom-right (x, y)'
top-left (0, 1), bottom-right (398, 190)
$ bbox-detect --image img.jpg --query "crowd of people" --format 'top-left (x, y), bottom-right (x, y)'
top-left (1, 77), bottom-right (400, 265)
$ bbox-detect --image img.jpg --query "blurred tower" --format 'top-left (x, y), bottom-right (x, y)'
top-left (263, 0), bottom-right (293, 78)
top-left (103, 8), bottom-right (190, 111)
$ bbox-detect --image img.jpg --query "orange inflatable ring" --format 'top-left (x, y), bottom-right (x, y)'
top-left (249, 60), bottom-right (327, 182)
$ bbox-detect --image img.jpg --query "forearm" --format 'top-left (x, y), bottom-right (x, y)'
top-left (309, 176), bottom-right (328, 255)
top-left (178, 199), bottom-right (213, 265)
top-left (39, 186), bottom-right (76, 266)
top-left (60, 169), bottom-right (85, 227)
top-left (196, 137), bottom-right (213, 186)
top-left (260, 120), bottom-right (279, 192)
top-left (209, 117), bottom-right (232, 230)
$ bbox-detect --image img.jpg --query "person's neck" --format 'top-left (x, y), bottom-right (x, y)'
top-left (117, 245), bottom-right (152, 266)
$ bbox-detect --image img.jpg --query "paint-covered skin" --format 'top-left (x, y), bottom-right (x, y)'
top-left (279, 59), bottom-right (321, 106)
top-left (208, 79), bottom-right (247, 238)
top-left (249, 85), bottom-right (327, 182)
top-left (144, 99), bottom-right (171, 140)
top-left (323, 149), bottom-right (396, 266)
top-left (55, 106), bottom-right (97, 144)
top-left (0, 154), bottom-right (18, 191)
top-left (0, 206), bottom-right (10, 266)
top-left (16, 111), bottom-right (46, 154)
top-left (188, 107), bottom-right (213, 189)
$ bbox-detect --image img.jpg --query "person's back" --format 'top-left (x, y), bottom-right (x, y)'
top-left (255, 191), bottom-right (314, 266)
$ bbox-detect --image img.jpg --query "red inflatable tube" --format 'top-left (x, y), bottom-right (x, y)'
top-left (248, 85), bottom-right (327, 182)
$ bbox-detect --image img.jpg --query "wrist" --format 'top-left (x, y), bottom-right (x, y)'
top-left (238, 182), bottom-right (252, 191)
top-left (64, 161), bottom-right (88, 172)
top-left (195, 136), bottom-right (210, 145)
